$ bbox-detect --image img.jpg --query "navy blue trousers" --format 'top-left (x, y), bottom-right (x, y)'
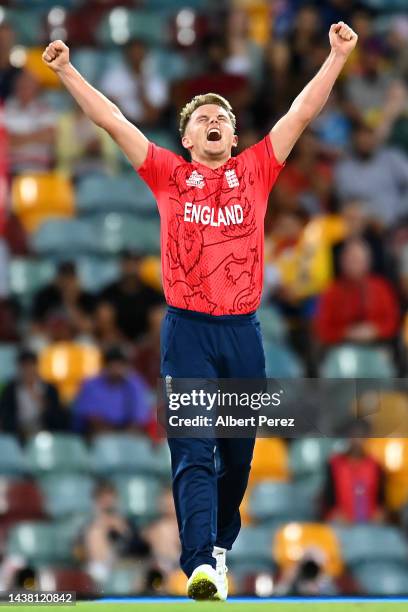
top-left (160, 306), bottom-right (266, 578)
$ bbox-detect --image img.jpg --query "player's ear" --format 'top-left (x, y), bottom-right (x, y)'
top-left (232, 134), bottom-right (238, 148)
top-left (182, 134), bottom-right (193, 150)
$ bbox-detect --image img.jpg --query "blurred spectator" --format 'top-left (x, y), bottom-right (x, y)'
top-left (332, 199), bottom-right (387, 276)
top-left (93, 301), bottom-right (126, 350)
top-left (335, 122), bottom-right (408, 226)
top-left (0, 349), bottom-right (67, 441)
top-left (312, 90), bottom-right (351, 157)
top-left (31, 261), bottom-right (95, 327)
top-left (322, 421), bottom-right (386, 523)
top-left (72, 346), bottom-right (152, 435)
top-left (344, 39), bottom-right (396, 125)
top-left (315, 239), bottom-right (399, 346)
top-left (254, 40), bottom-right (291, 127)
top-left (3, 213), bottom-right (29, 256)
top-left (99, 39), bottom-right (168, 126)
top-left (133, 303), bottom-right (165, 390)
top-left (99, 250), bottom-right (163, 342)
top-left (0, 23), bottom-right (20, 102)
top-left (173, 36), bottom-right (251, 129)
top-left (57, 104), bottom-right (119, 179)
top-left (224, 7), bottom-right (263, 87)
top-left (273, 131), bottom-right (333, 214)
top-left (275, 547), bottom-right (337, 596)
top-left (4, 71), bottom-right (56, 174)
top-left (82, 481), bottom-right (150, 585)
top-left (142, 488), bottom-right (180, 575)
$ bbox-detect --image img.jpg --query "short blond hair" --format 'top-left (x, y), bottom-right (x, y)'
top-left (179, 93), bottom-right (236, 136)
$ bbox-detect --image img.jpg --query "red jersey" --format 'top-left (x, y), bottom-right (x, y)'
top-left (137, 136), bottom-right (284, 315)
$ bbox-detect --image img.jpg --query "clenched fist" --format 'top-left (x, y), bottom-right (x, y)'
top-left (329, 22), bottom-right (358, 57)
top-left (42, 40), bottom-right (70, 72)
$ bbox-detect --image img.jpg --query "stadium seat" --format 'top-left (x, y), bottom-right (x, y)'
top-left (37, 568), bottom-right (96, 595)
top-left (70, 48), bottom-right (105, 84)
top-left (166, 569), bottom-right (187, 596)
top-left (76, 173), bottom-right (155, 215)
top-left (4, 10), bottom-right (44, 47)
top-left (103, 563), bottom-right (146, 595)
top-left (335, 525), bottom-right (408, 568)
top-left (0, 479), bottom-right (45, 521)
top-left (7, 522), bottom-right (74, 564)
top-left (264, 341), bottom-right (304, 378)
top-left (139, 256), bottom-right (162, 292)
top-left (76, 257), bottom-right (119, 293)
top-left (289, 438), bottom-right (346, 479)
top-left (97, 9), bottom-right (170, 46)
top-left (257, 306), bottom-right (288, 343)
top-left (24, 47), bottom-right (62, 88)
top-left (249, 438), bottom-right (289, 483)
top-left (353, 561), bottom-right (408, 595)
top-left (273, 523), bottom-right (343, 577)
top-left (9, 259), bottom-right (54, 307)
top-left (25, 433), bottom-right (90, 475)
top-left (91, 434), bottom-right (162, 476)
top-left (31, 219), bottom-right (94, 256)
top-left (249, 481), bottom-right (316, 523)
top-left (320, 345), bottom-right (396, 378)
top-left (364, 438), bottom-right (408, 473)
top-left (39, 474), bottom-right (94, 518)
top-left (90, 213), bottom-right (160, 255)
top-left (12, 173), bottom-right (75, 233)
top-left (355, 391), bottom-right (408, 436)
top-left (228, 525), bottom-right (276, 570)
top-left (39, 342), bottom-right (101, 402)
top-left (0, 435), bottom-right (28, 476)
top-left (112, 475), bottom-right (162, 523)
top-left (0, 344), bottom-right (18, 383)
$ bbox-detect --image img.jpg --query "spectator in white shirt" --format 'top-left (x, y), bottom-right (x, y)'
top-left (4, 70), bottom-right (56, 174)
top-left (99, 39), bottom-right (168, 126)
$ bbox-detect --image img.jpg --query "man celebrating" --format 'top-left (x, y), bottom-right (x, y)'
top-left (43, 22), bottom-right (357, 601)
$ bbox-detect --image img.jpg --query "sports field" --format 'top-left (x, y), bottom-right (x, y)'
top-left (3, 601), bottom-right (408, 612)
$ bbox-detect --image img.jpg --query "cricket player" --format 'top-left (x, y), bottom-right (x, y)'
top-left (43, 21), bottom-right (357, 601)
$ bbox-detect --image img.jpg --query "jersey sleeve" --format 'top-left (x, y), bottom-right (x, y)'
top-left (136, 141), bottom-right (180, 198)
top-left (240, 135), bottom-right (285, 198)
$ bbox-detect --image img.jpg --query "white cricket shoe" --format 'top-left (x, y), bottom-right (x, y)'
top-left (186, 564), bottom-right (218, 600)
top-left (213, 546), bottom-right (228, 601)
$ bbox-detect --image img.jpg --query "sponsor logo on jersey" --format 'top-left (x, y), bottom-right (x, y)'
top-left (186, 170), bottom-right (205, 189)
top-left (184, 202), bottom-right (243, 226)
top-left (225, 169), bottom-right (239, 188)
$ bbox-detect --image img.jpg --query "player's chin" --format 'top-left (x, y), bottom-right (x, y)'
top-left (204, 140), bottom-right (226, 156)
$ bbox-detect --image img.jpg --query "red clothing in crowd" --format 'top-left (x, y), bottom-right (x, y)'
top-left (324, 453), bottom-right (385, 522)
top-left (315, 275), bottom-right (400, 345)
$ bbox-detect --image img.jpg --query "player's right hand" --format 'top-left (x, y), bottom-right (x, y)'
top-left (42, 40), bottom-right (70, 72)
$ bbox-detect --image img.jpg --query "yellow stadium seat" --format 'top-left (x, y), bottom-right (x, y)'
top-left (355, 391), bottom-right (408, 436)
top-left (365, 438), bottom-right (408, 510)
top-left (12, 173), bottom-right (75, 232)
top-left (365, 438), bottom-right (408, 474)
top-left (39, 342), bottom-right (101, 403)
top-left (24, 47), bottom-right (62, 89)
top-left (249, 438), bottom-right (289, 484)
top-left (139, 256), bottom-right (162, 292)
top-left (273, 522), bottom-right (343, 577)
top-left (166, 570), bottom-right (186, 596)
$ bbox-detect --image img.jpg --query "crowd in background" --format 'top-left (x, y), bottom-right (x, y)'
top-left (0, 0), bottom-right (408, 597)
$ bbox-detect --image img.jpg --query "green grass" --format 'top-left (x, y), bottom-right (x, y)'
top-left (3, 603), bottom-right (408, 612)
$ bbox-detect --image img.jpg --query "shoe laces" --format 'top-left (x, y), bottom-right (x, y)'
top-left (214, 551), bottom-right (228, 577)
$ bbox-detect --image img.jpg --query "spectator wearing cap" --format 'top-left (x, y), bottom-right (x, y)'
top-left (31, 260), bottom-right (95, 326)
top-left (0, 349), bottom-right (67, 441)
top-left (99, 250), bottom-right (163, 342)
top-left (72, 346), bottom-right (152, 435)
top-left (315, 238), bottom-right (399, 346)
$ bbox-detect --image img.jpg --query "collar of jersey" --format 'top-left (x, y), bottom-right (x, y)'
top-left (191, 157), bottom-right (234, 175)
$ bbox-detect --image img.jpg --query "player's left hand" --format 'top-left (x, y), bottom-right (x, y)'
top-left (329, 21), bottom-right (358, 57)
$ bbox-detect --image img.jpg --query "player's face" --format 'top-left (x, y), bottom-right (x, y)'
top-left (182, 104), bottom-right (238, 162)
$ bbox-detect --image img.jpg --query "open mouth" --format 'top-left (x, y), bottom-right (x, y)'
top-left (207, 128), bottom-right (222, 142)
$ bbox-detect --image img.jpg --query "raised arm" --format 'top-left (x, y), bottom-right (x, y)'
top-left (42, 40), bottom-right (148, 169)
top-left (270, 22), bottom-right (358, 164)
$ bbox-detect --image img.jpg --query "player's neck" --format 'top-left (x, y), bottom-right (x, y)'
top-left (191, 153), bottom-right (231, 170)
